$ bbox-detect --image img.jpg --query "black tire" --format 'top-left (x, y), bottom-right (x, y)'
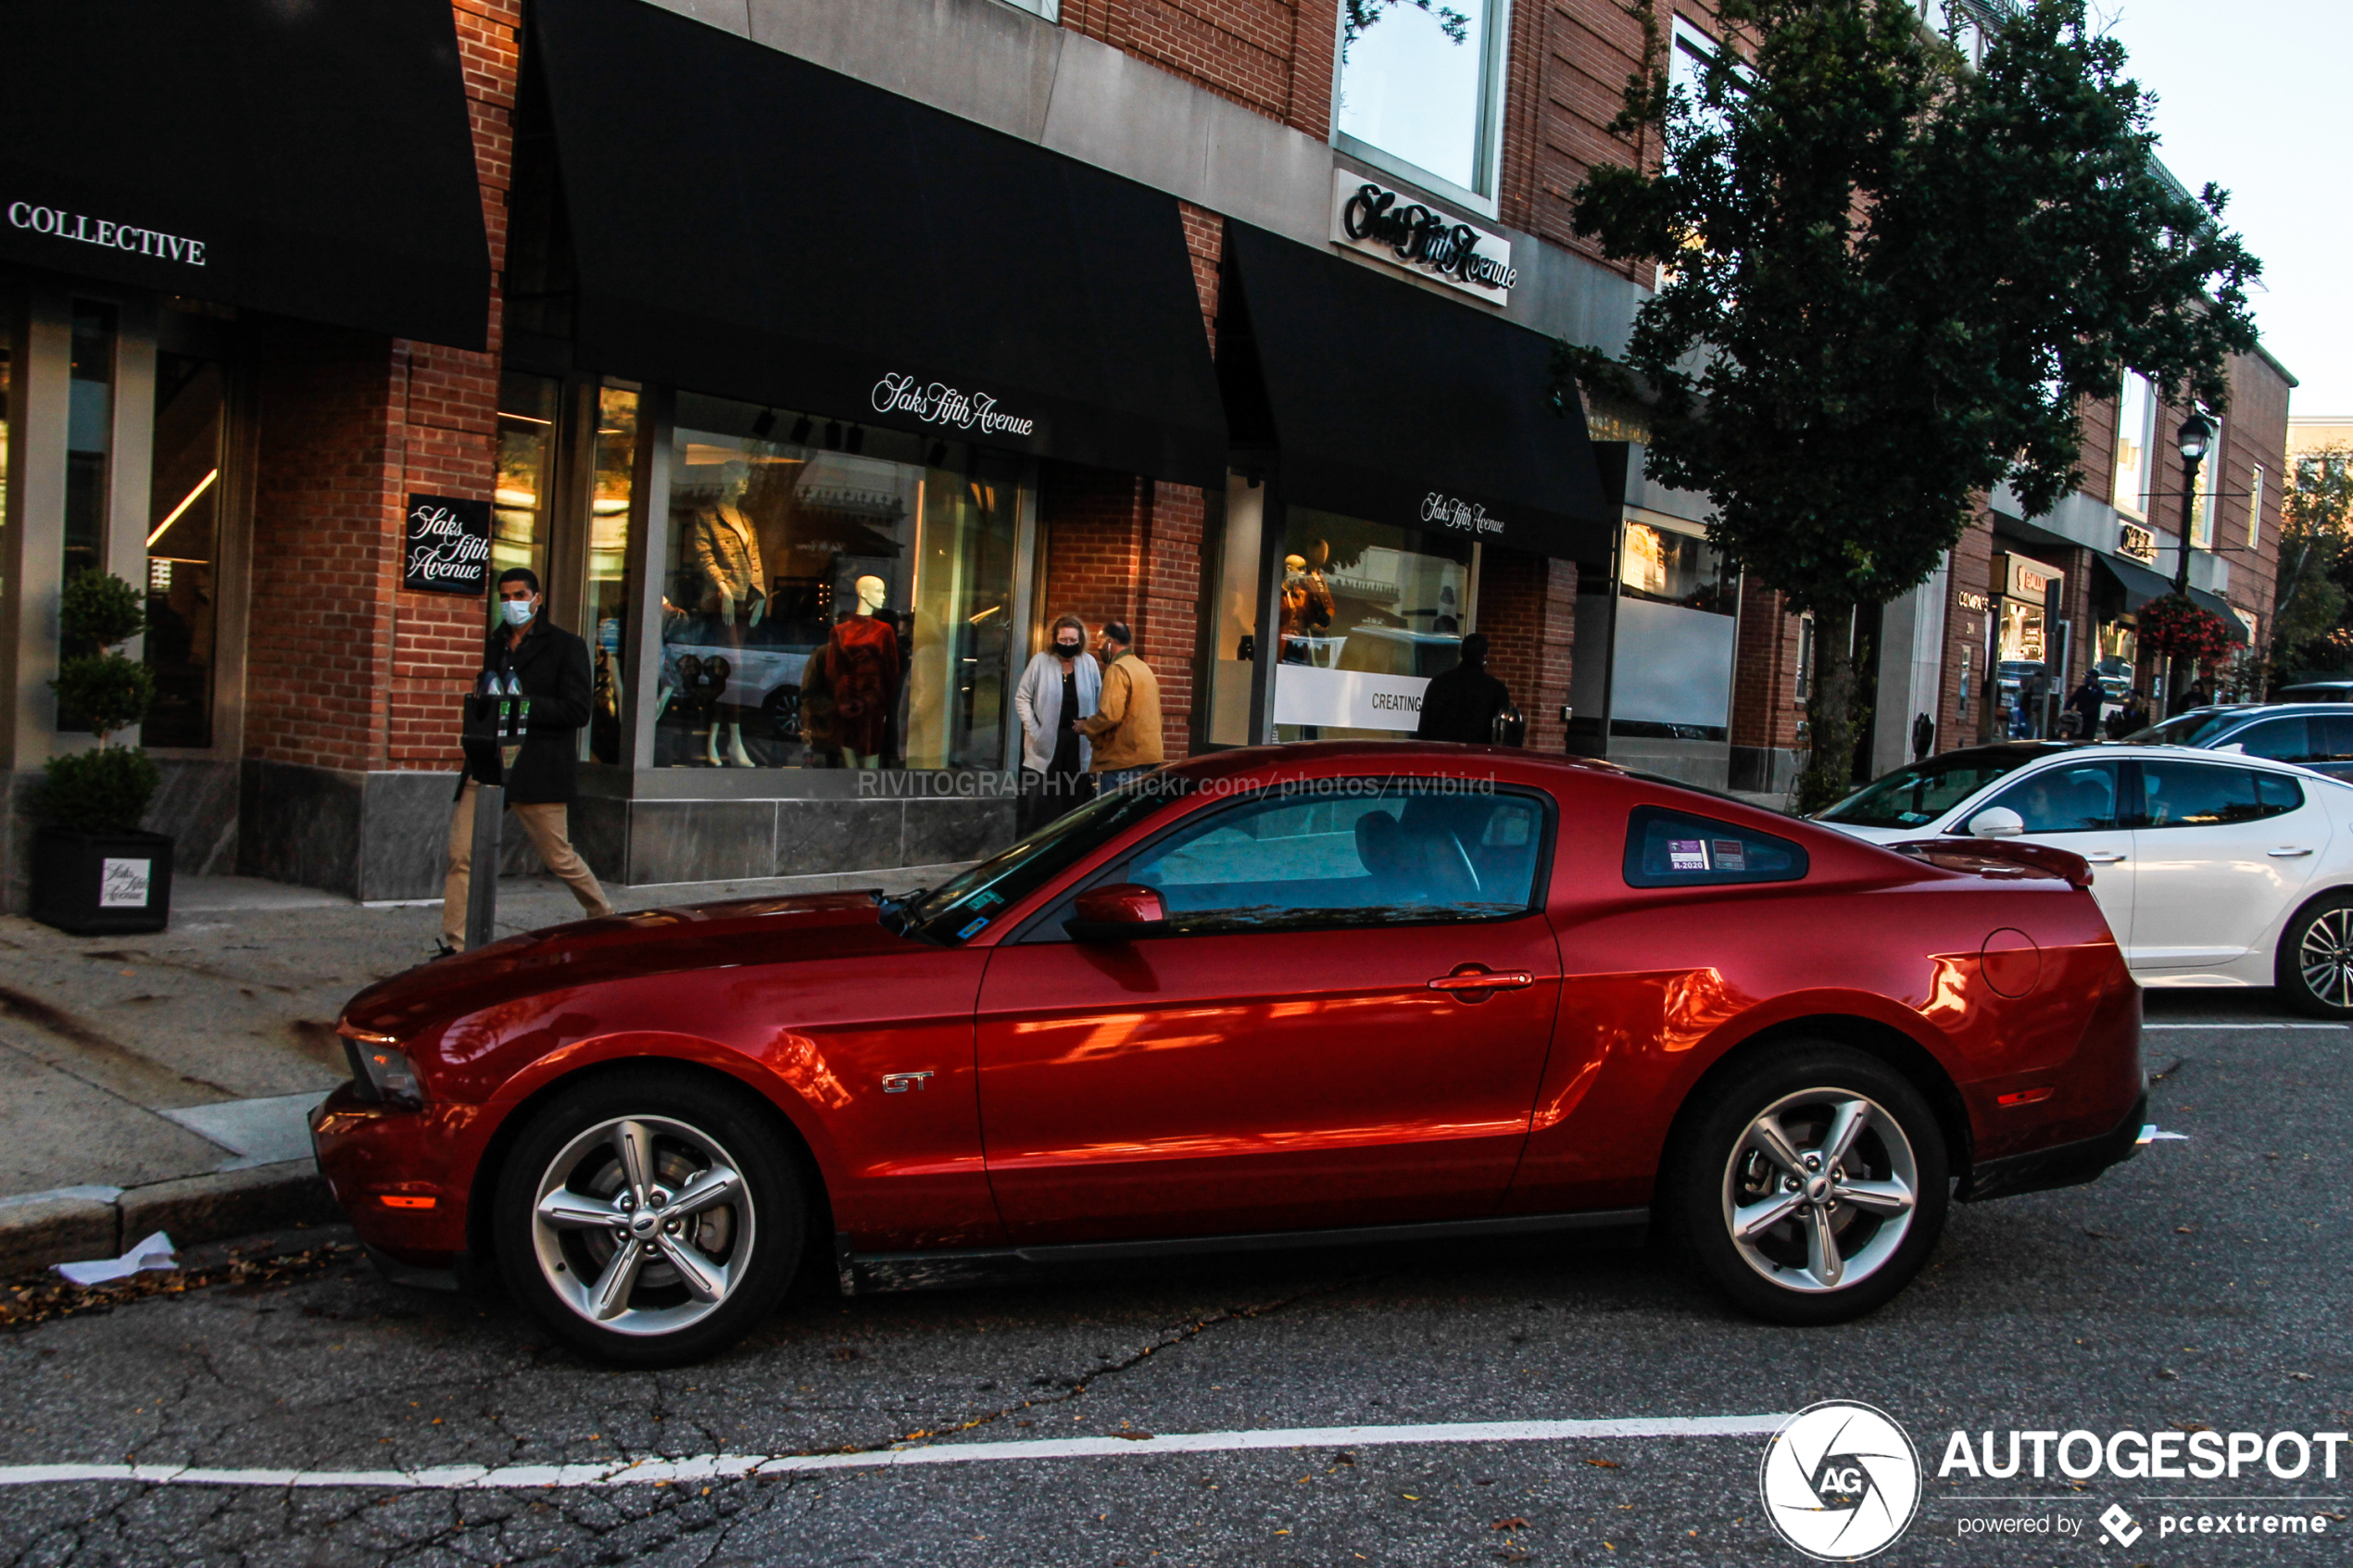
top-left (1665, 1044), bottom-right (1949, 1326)
top-left (2276, 894), bottom-right (2353, 1019)
top-left (493, 1068), bottom-right (803, 1367)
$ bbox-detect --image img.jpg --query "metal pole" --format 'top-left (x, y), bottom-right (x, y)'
top-left (2168, 449), bottom-right (2203, 716)
top-left (464, 782), bottom-right (503, 951)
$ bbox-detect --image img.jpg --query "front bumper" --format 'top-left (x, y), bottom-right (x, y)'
top-left (310, 1083), bottom-right (479, 1266)
top-left (1959, 1089), bottom-right (2147, 1203)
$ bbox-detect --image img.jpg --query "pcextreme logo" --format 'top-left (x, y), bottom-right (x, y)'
top-left (1760, 1401), bottom-right (1924, 1561)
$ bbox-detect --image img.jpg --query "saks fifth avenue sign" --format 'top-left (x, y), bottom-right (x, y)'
top-left (403, 494), bottom-right (492, 596)
top-left (1331, 173), bottom-right (1517, 303)
top-left (7, 201), bottom-right (207, 266)
top-left (1423, 492), bottom-right (1504, 537)
top-left (872, 373), bottom-right (1037, 439)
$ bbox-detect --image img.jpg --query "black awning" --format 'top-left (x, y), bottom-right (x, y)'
top-left (2188, 584), bottom-right (2238, 623)
top-left (530, 0), bottom-right (1226, 487)
top-left (0, 0), bottom-right (489, 349)
top-left (2091, 552), bottom-right (2175, 611)
top-left (1218, 222), bottom-right (1613, 560)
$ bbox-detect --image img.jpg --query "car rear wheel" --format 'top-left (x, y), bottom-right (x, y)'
top-left (1668, 1046), bottom-right (1948, 1326)
top-left (493, 1070), bottom-right (801, 1366)
top-left (2279, 896), bottom-right (2353, 1019)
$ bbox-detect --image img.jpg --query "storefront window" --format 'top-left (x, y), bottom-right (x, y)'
top-left (658, 394), bottom-right (1018, 771)
top-left (143, 353), bottom-right (227, 747)
top-left (1271, 506), bottom-right (1467, 742)
top-left (1335, 0), bottom-right (1501, 197)
top-left (1613, 519), bottom-right (1738, 742)
top-left (585, 383), bottom-right (637, 765)
top-left (63, 303), bottom-right (113, 591)
top-left (494, 371), bottom-right (559, 583)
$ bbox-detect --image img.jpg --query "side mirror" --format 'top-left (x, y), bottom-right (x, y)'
top-left (1968, 807), bottom-right (2025, 839)
top-left (1064, 882), bottom-right (1169, 942)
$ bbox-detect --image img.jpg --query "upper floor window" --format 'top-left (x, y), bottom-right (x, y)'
top-left (1335, 0), bottom-right (1506, 202)
top-left (2191, 421), bottom-right (2223, 549)
top-left (2113, 372), bottom-right (2157, 519)
top-left (2248, 463), bottom-right (2265, 548)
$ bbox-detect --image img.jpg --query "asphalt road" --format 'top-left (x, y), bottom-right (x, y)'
top-left (0, 989), bottom-right (2345, 1567)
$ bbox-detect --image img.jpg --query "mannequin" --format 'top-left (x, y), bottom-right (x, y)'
top-left (810, 573), bottom-right (900, 768)
top-left (683, 460), bottom-right (763, 767)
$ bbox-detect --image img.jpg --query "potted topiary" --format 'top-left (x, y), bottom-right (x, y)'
top-left (30, 571), bottom-right (169, 934)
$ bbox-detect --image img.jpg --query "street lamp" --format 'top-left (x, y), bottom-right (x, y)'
top-left (2166, 408), bottom-right (2218, 716)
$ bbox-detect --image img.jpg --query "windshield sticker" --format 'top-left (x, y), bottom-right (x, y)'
top-left (956, 917), bottom-right (989, 940)
top-left (1667, 839), bottom-right (1709, 872)
top-left (969, 891), bottom-right (1004, 910)
top-left (1710, 839), bottom-right (1747, 872)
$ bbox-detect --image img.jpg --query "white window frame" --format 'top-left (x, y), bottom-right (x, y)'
top-left (990, 0), bottom-right (1060, 20)
top-left (2248, 463), bottom-right (2265, 549)
top-left (1331, 0), bottom-right (1514, 217)
top-left (2113, 373), bottom-right (2157, 521)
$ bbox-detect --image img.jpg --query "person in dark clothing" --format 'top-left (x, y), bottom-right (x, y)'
top-left (1910, 711), bottom-right (1935, 762)
top-left (1414, 633), bottom-right (1513, 745)
top-left (440, 568), bottom-right (613, 955)
top-left (2066, 670), bottom-right (2107, 741)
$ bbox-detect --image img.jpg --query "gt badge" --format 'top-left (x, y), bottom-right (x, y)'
top-left (881, 1071), bottom-right (936, 1094)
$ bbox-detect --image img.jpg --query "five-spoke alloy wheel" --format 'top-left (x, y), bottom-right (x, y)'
top-left (2282, 896), bottom-right (2353, 1019)
top-left (1670, 1045), bottom-right (1948, 1325)
top-left (495, 1071), bottom-right (801, 1366)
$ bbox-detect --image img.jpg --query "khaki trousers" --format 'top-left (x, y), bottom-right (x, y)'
top-left (442, 779), bottom-right (614, 948)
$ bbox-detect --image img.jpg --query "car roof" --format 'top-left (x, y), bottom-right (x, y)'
top-left (1906, 741), bottom-right (2080, 767)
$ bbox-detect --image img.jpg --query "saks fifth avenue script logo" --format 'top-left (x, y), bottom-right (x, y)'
top-left (1334, 176), bottom-right (1517, 300)
top-left (871, 373), bottom-right (1037, 438)
top-left (7, 201), bottom-right (207, 266)
top-left (1760, 1402), bottom-right (1922, 1561)
top-left (1423, 492), bottom-right (1504, 536)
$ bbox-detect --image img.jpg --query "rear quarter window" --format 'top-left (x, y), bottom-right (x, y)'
top-left (1624, 806), bottom-right (1809, 889)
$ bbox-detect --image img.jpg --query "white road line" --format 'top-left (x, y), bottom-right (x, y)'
top-left (0, 1414), bottom-right (1790, 1490)
top-left (2143, 1022), bottom-right (2345, 1031)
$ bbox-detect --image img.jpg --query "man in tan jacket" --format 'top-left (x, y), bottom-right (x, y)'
top-left (1076, 621), bottom-right (1163, 791)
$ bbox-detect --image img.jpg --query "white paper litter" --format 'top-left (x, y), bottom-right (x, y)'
top-left (2136, 1125), bottom-right (2189, 1144)
top-left (53, 1231), bottom-right (177, 1286)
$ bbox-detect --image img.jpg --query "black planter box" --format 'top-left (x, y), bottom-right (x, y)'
top-left (31, 826), bottom-right (174, 935)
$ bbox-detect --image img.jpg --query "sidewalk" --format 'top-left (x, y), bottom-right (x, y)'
top-left (0, 861), bottom-right (963, 1275)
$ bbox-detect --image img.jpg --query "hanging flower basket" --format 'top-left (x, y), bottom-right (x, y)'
top-left (2136, 593), bottom-right (2240, 664)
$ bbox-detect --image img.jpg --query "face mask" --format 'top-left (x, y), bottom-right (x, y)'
top-left (500, 598), bottom-right (536, 628)
top-left (1054, 641), bottom-right (1080, 656)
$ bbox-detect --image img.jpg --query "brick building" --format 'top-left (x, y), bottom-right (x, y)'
top-left (0, 0), bottom-right (2296, 907)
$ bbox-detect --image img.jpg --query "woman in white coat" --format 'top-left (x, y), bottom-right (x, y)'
top-left (1013, 612), bottom-right (1102, 835)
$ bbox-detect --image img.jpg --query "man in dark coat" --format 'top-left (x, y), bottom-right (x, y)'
top-left (439, 568), bottom-right (613, 955)
top-left (2066, 670), bottom-right (2107, 741)
top-left (1414, 632), bottom-right (1513, 745)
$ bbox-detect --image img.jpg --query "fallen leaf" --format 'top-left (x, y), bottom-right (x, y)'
top-left (1110, 1430), bottom-right (1153, 1441)
top-left (1491, 1517), bottom-right (1529, 1530)
top-left (1584, 1458), bottom-right (1621, 1469)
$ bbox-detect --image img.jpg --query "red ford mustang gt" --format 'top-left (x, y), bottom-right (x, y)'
top-left (315, 744), bottom-right (2145, 1365)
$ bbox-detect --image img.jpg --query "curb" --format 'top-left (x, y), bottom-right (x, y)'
top-left (0, 1162), bottom-right (337, 1278)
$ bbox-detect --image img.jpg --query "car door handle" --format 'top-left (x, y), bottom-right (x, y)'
top-left (2268, 847), bottom-right (2314, 858)
top-left (1427, 970), bottom-right (1535, 993)
top-left (2083, 851), bottom-right (2127, 864)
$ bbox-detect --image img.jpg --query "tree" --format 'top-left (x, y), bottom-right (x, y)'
top-left (1567, 0), bottom-right (2259, 810)
top-left (2271, 446), bottom-right (2353, 678)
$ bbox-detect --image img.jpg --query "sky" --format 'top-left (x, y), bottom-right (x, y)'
top-left (2100, 0), bottom-right (2352, 413)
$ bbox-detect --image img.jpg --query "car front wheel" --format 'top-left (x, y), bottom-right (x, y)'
top-left (1668, 1046), bottom-right (1948, 1326)
top-left (493, 1070), bottom-right (802, 1366)
top-left (2279, 896), bottom-right (2353, 1019)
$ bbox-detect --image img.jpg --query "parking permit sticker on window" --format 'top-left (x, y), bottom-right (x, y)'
top-left (1710, 839), bottom-right (1747, 872)
top-left (1668, 839), bottom-right (1709, 872)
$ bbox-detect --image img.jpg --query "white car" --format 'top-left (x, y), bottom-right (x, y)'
top-left (1813, 742), bottom-right (2353, 1016)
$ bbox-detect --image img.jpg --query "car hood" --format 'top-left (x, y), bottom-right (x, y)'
top-left (342, 892), bottom-right (919, 1039)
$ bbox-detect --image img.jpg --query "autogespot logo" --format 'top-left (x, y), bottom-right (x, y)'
top-left (1761, 1401), bottom-right (1924, 1561)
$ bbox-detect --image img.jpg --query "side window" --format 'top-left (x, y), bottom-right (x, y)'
top-left (1982, 761), bottom-right (2120, 833)
top-left (2135, 760), bottom-right (2297, 828)
top-left (1126, 781), bottom-right (1547, 934)
top-left (2319, 714), bottom-right (2353, 763)
top-left (1623, 807), bottom-right (1807, 888)
top-left (2234, 718), bottom-right (2311, 762)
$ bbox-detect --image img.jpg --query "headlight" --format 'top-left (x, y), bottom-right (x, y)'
top-left (337, 1022), bottom-right (422, 1109)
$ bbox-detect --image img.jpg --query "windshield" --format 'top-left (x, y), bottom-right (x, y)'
top-left (1816, 754), bottom-right (2039, 829)
top-left (2126, 709), bottom-right (2252, 747)
top-left (902, 776), bottom-right (1198, 944)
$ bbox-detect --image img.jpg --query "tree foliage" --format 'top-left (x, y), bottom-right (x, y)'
top-left (2271, 447), bottom-right (2353, 676)
top-left (38, 571), bottom-right (159, 833)
top-left (1342, 0), bottom-right (1469, 55)
top-left (1567, 0), bottom-right (2260, 809)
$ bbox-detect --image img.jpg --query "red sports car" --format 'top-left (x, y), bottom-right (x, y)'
top-left (315, 744), bottom-right (2145, 1365)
